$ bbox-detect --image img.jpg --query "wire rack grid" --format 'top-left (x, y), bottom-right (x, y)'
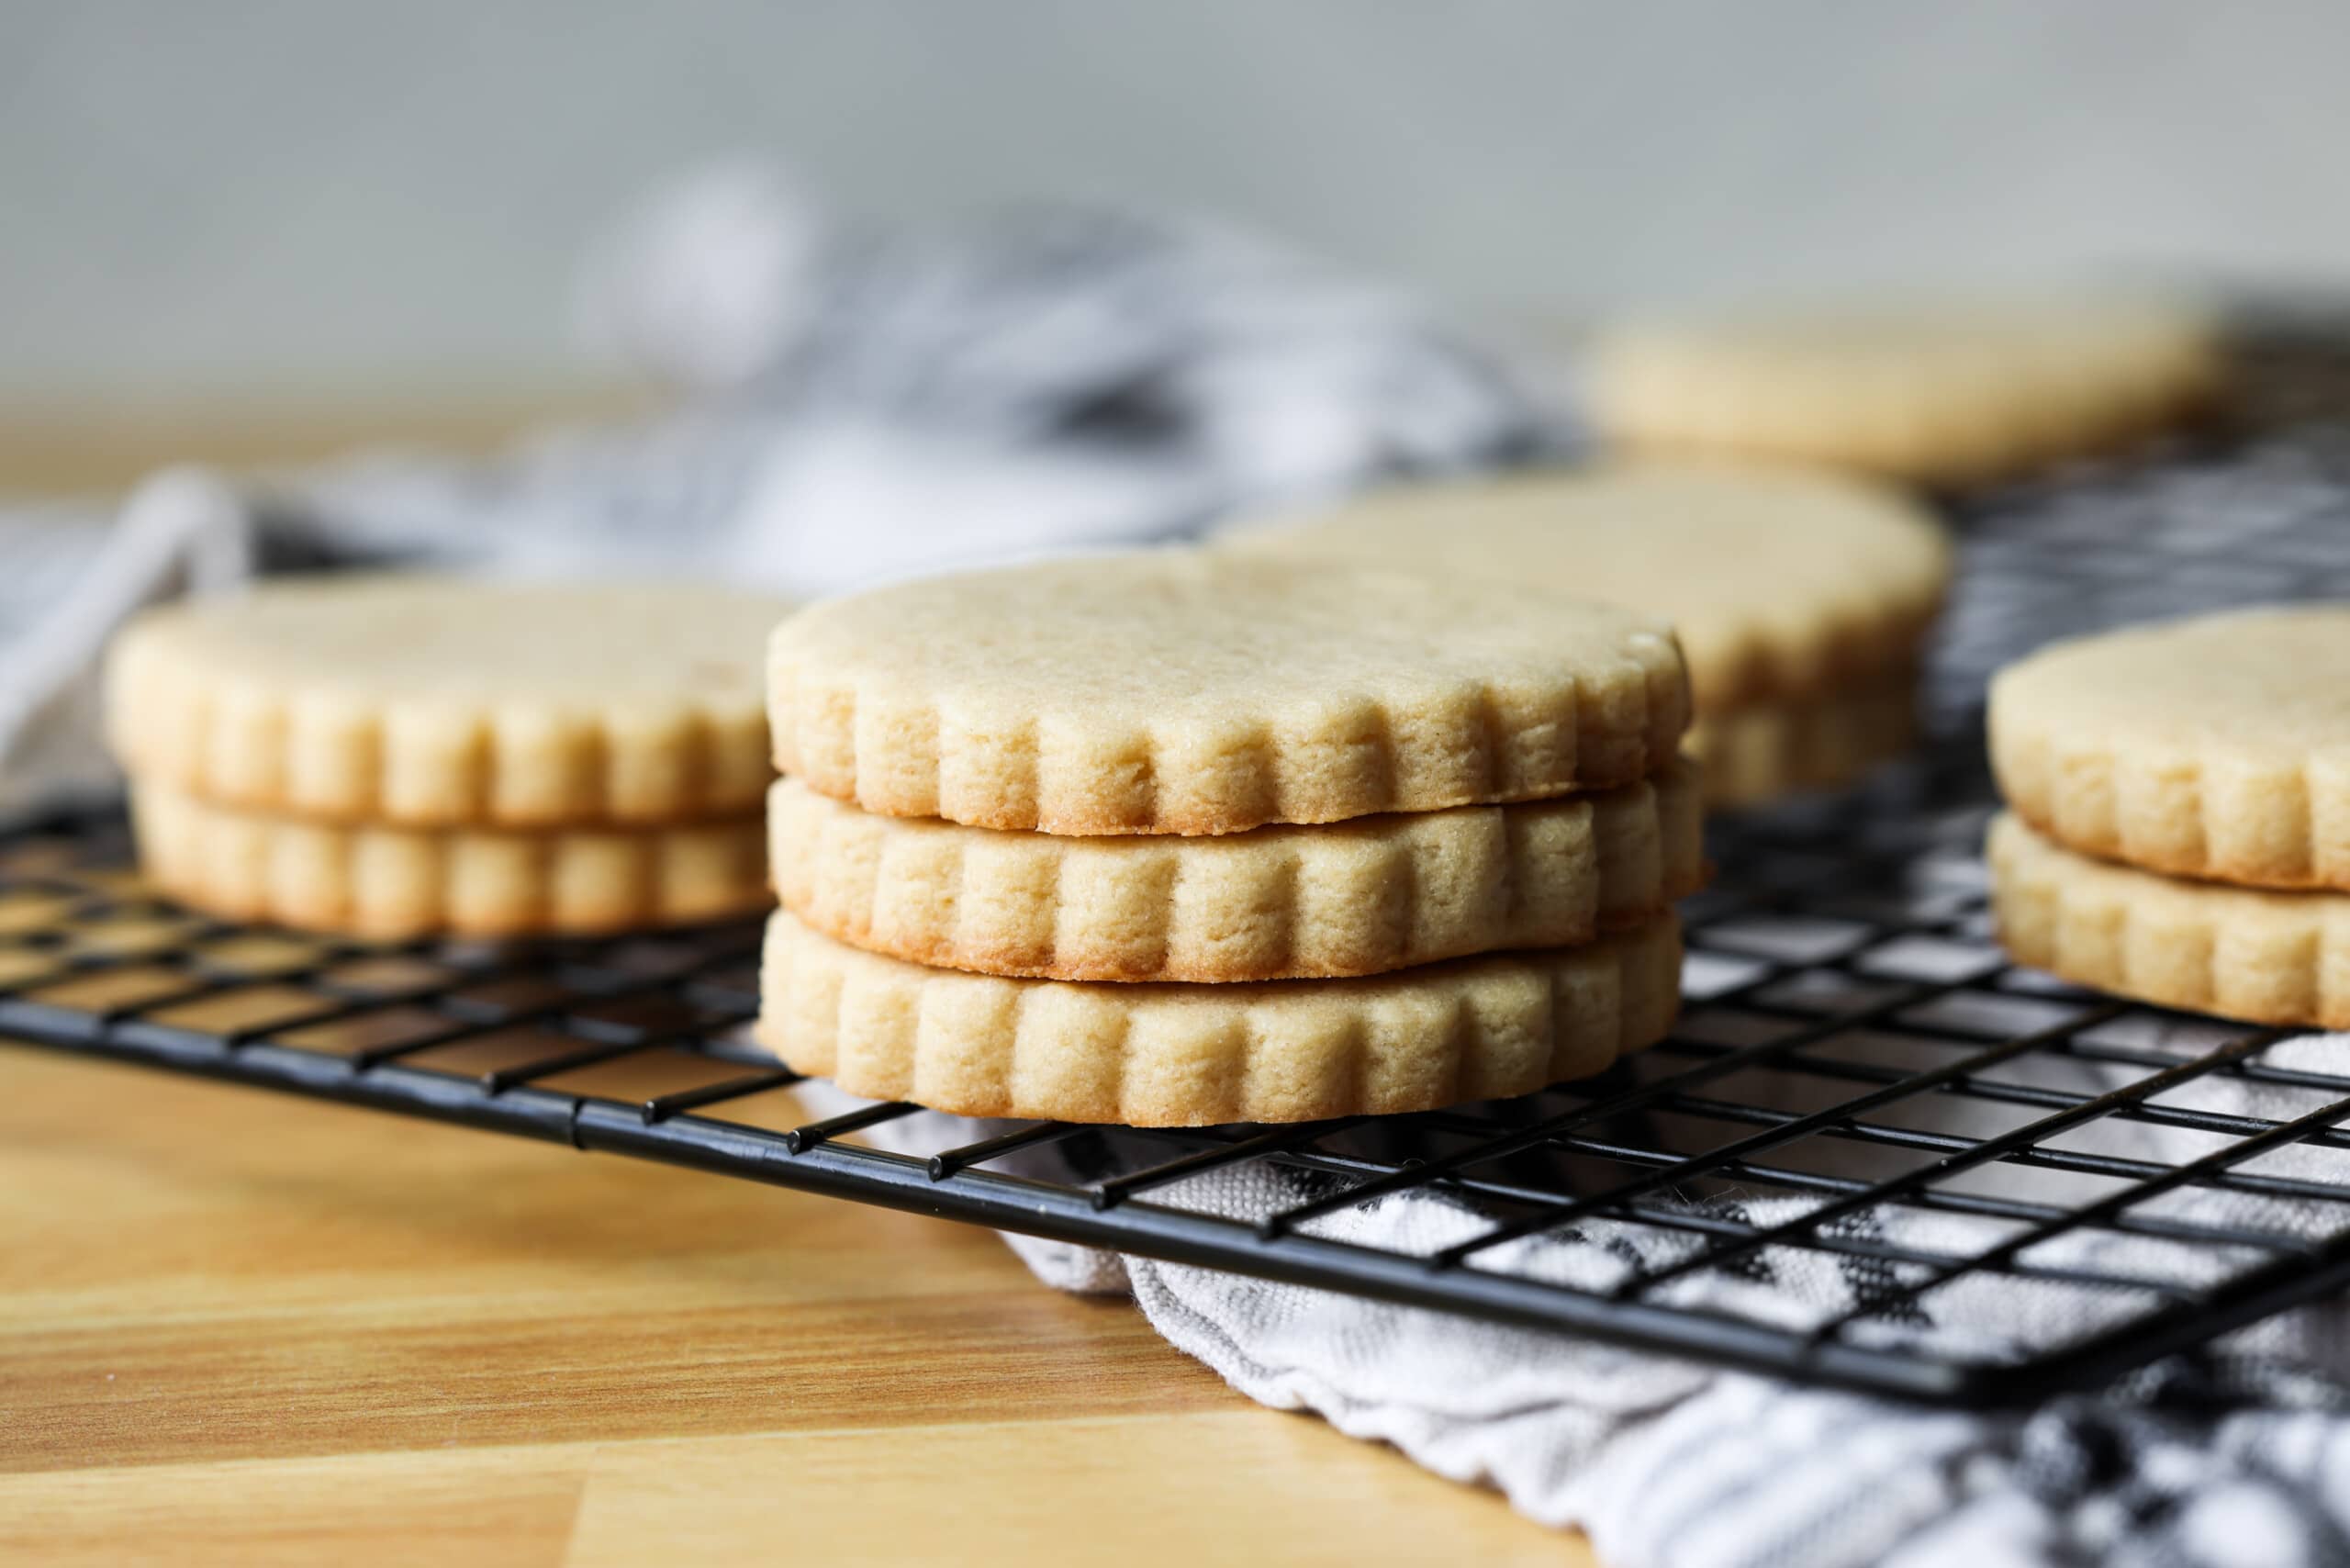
top-left (10, 329), bottom-right (2350, 1409)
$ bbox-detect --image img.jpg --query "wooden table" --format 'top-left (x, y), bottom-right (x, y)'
top-left (0, 386), bottom-right (648, 498)
top-left (0, 1046), bottom-right (1594, 1565)
top-left (0, 405), bottom-right (1595, 1563)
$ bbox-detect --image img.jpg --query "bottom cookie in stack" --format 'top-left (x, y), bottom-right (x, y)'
top-left (758, 906), bottom-right (1681, 1126)
top-left (1988, 814), bottom-right (2350, 1029)
top-left (130, 779), bottom-right (770, 940)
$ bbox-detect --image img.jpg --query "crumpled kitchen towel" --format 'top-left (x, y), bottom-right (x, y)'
top-left (305, 160), bottom-right (1551, 595)
top-left (805, 1001), bottom-right (2350, 1568)
top-left (10, 162), bottom-right (2350, 1568)
top-left (0, 165), bottom-right (1550, 807)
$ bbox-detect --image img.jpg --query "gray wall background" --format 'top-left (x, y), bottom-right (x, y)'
top-left (6, 0), bottom-right (2348, 403)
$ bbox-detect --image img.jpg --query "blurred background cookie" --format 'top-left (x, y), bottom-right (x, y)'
top-left (1225, 464), bottom-right (1952, 805)
top-left (1583, 296), bottom-right (2223, 487)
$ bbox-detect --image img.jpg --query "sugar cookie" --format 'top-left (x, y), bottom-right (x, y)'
top-left (106, 576), bottom-right (790, 827)
top-left (769, 760), bottom-right (1702, 982)
top-left (1991, 607), bottom-right (2350, 891)
top-left (1988, 812), bottom-right (2350, 1029)
top-left (132, 778), bottom-right (768, 939)
top-left (1225, 465), bottom-right (1949, 804)
top-left (1586, 296), bottom-right (2221, 486)
top-left (767, 553), bottom-right (1688, 835)
top-left (755, 906), bottom-right (1681, 1126)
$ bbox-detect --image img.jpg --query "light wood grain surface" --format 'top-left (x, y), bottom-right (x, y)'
top-left (0, 386), bottom-right (647, 498)
top-left (0, 1045), bottom-right (1595, 1565)
top-left (0, 404), bottom-right (1595, 1563)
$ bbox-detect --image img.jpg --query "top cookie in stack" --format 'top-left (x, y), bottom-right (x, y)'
top-left (1986, 606), bottom-right (2350, 1028)
top-left (1224, 464), bottom-right (1952, 806)
top-left (105, 575), bottom-right (792, 938)
top-left (756, 552), bottom-right (1700, 1126)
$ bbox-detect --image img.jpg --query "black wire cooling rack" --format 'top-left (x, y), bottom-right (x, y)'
top-left (12, 328), bottom-right (2350, 1409)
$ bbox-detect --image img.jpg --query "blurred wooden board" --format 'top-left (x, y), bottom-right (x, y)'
top-left (0, 386), bottom-right (645, 497)
top-left (0, 1046), bottom-right (1592, 1565)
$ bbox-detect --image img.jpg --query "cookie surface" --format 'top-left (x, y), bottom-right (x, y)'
top-left (132, 778), bottom-right (769, 939)
top-left (769, 760), bottom-right (1702, 982)
top-left (1689, 669), bottom-right (1919, 808)
top-left (1988, 812), bottom-right (2350, 1029)
top-left (1990, 607), bottom-right (2350, 891)
top-left (1226, 465), bottom-right (1949, 714)
top-left (768, 552), bottom-right (1688, 835)
top-left (1585, 296), bottom-right (2221, 486)
top-left (756, 907), bottom-right (1682, 1126)
top-left (107, 575), bottom-right (790, 827)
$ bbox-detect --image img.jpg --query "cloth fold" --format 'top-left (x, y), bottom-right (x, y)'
top-left (812, 1008), bottom-right (2350, 1568)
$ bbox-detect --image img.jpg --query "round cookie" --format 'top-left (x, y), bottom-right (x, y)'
top-left (767, 552), bottom-right (1689, 836)
top-left (1225, 465), bottom-right (1949, 803)
top-left (1990, 607), bottom-right (2350, 892)
top-left (756, 906), bottom-right (1682, 1126)
top-left (1228, 465), bottom-right (1946, 713)
top-left (1693, 670), bottom-right (1920, 807)
top-left (106, 576), bottom-right (791, 828)
top-left (133, 778), bottom-right (769, 940)
top-left (1988, 812), bottom-right (2350, 1029)
top-left (768, 759), bottom-right (1702, 983)
top-left (1585, 296), bottom-right (2222, 487)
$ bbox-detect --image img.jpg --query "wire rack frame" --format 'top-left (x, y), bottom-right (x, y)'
top-left (8, 766), bottom-right (2350, 1406)
top-left (11, 327), bottom-right (2350, 1408)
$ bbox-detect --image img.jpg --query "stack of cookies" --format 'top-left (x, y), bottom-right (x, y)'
top-left (106, 577), bottom-right (789, 939)
top-left (1584, 295), bottom-right (2223, 487)
top-left (756, 553), bottom-right (1702, 1126)
top-left (1224, 464), bottom-right (1953, 806)
top-left (1988, 606), bottom-right (2350, 1027)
